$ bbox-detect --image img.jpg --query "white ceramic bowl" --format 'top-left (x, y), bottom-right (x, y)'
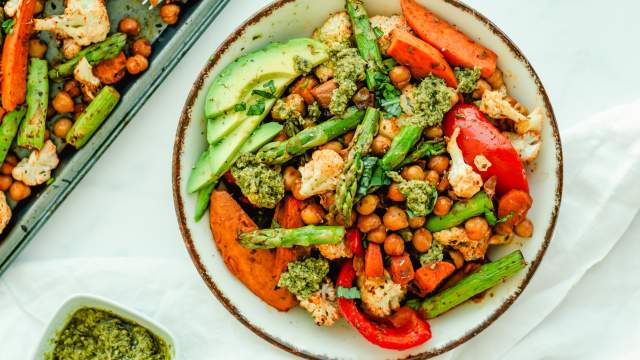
top-left (32, 294), bottom-right (177, 359)
top-left (172, 0), bottom-right (562, 358)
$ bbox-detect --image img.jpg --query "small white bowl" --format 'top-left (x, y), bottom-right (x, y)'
top-left (32, 294), bottom-right (177, 360)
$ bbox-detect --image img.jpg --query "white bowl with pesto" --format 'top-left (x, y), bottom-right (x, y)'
top-left (32, 294), bottom-right (176, 360)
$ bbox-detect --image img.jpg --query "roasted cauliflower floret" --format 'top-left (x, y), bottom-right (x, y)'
top-left (504, 131), bottom-right (542, 164)
top-left (317, 240), bottom-right (353, 260)
top-left (369, 15), bottom-right (412, 55)
top-left (299, 149), bottom-right (344, 198)
top-left (0, 192), bottom-right (12, 235)
top-left (357, 271), bottom-right (407, 318)
top-left (298, 278), bottom-right (341, 326)
top-left (12, 140), bottom-right (59, 186)
top-left (433, 226), bottom-right (489, 261)
top-left (447, 127), bottom-right (482, 198)
top-left (3, 0), bottom-right (19, 17)
top-left (74, 57), bottom-right (102, 100)
top-left (312, 12), bottom-right (352, 49)
top-left (34, 0), bottom-right (110, 58)
top-left (480, 88), bottom-right (545, 135)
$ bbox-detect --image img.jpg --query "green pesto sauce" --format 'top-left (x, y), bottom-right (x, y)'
top-left (330, 48), bottom-right (366, 115)
top-left (294, 55), bottom-right (313, 75)
top-left (419, 240), bottom-right (444, 266)
top-left (231, 153), bottom-right (284, 208)
top-left (278, 257), bottom-right (329, 300)
top-left (308, 101), bottom-right (322, 122)
top-left (272, 99), bottom-right (308, 137)
top-left (454, 67), bottom-right (481, 94)
top-left (399, 74), bottom-right (455, 128)
top-left (387, 171), bottom-right (437, 217)
top-left (46, 308), bottom-right (170, 360)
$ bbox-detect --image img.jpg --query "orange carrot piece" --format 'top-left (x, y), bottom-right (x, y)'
top-left (401, 0), bottom-right (497, 78)
top-left (2, 0), bottom-right (36, 111)
top-left (365, 243), bottom-right (384, 278)
top-left (414, 261), bottom-right (456, 294)
top-left (497, 189), bottom-right (532, 227)
top-left (387, 29), bottom-right (457, 88)
top-left (389, 253), bottom-right (415, 285)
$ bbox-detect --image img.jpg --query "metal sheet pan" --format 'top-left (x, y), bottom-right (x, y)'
top-left (0, 0), bottom-right (230, 275)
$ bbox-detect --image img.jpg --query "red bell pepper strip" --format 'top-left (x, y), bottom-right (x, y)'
top-left (443, 104), bottom-right (529, 195)
top-left (337, 261), bottom-right (432, 350)
top-left (345, 228), bottom-right (364, 257)
top-left (2, 0), bottom-right (36, 111)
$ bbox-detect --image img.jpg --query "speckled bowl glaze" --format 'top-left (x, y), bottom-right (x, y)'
top-left (172, 0), bottom-right (563, 358)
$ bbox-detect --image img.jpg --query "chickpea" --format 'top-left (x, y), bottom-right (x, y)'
top-left (379, 117), bottom-right (400, 139)
top-left (367, 225), bottom-right (387, 243)
top-left (118, 17), bottom-right (141, 36)
top-left (449, 250), bottom-right (465, 269)
top-left (9, 181), bottom-right (31, 202)
top-left (4, 155), bottom-right (17, 166)
top-left (29, 39), bottom-right (48, 58)
top-left (53, 118), bottom-right (74, 138)
top-left (428, 155), bottom-right (450, 174)
top-left (389, 66), bottom-right (411, 89)
top-left (486, 69), bottom-right (504, 89)
top-left (514, 218), bottom-right (534, 238)
top-left (464, 216), bottom-right (489, 240)
top-left (425, 170), bottom-right (439, 185)
top-left (356, 194), bottom-right (379, 216)
top-left (384, 233), bottom-right (405, 256)
top-left (160, 4), bottom-right (181, 25)
top-left (412, 228), bottom-right (432, 252)
top-left (0, 175), bottom-right (12, 191)
top-left (401, 165), bottom-right (425, 181)
top-left (52, 91), bottom-right (75, 113)
top-left (387, 183), bottom-right (406, 202)
top-left (291, 179), bottom-right (308, 201)
top-left (437, 175), bottom-right (450, 192)
top-left (301, 203), bottom-right (325, 225)
top-left (339, 149), bottom-right (349, 160)
top-left (408, 216), bottom-right (425, 229)
top-left (126, 55), bottom-right (149, 75)
top-left (44, 129), bottom-right (50, 141)
top-left (74, 103), bottom-right (86, 119)
top-left (433, 196), bottom-right (453, 216)
top-left (1, 162), bottom-right (14, 176)
top-left (357, 213), bottom-right (382, 233)
top-left (319, 141), bottom-right (342, 153)
top-left (472, 79), bottom-right (491, 99)
top-left (383, 206), bottom-right (409, 231)
top-left (63, 80), bottom-right (81, 98)
top-left (371, 135), bottom-right (391, 156)
top-left (283, 166), bottom-right (301, 191)
top-left (351, 87), bottom-right (375, 109)
top-left (343, 131), bottom-right (355, 145)
top-left (495, 222), bottom-right (513, 235)
top-left (286, 94), bottom-right (307, 115)
top-left (424, 126), bottom-right (443, 139)
top-left (34, 0), bottom-right (44, 14)
top-left (131, 38), bottom-right (152, 58)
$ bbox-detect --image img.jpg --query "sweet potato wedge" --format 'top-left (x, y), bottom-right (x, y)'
top-left (414, 261), bottom-right (456, 294)
top-left (272, 196), bottom-right (306, 280)
top-left (210, 190), bottom-right (296, 311)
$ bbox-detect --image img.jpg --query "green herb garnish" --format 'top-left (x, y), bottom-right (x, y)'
top-left (247, 100), bottom-right (266, 116)
top-left (234, 102), bottom-right (247, 112)
top-left (336, 286), bottom-right (361, 299)
top-left (2, 19), bottom-right (14, 35)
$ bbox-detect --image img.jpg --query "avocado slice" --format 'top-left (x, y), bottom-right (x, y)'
top-left (204, 38), bottom-right (329, 119)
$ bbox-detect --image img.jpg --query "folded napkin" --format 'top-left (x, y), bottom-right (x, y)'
top-left (1, 101), bottom-right (639, 360)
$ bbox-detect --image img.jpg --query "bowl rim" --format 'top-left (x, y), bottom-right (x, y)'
top-left (171, 0), bottom-right (564, 358)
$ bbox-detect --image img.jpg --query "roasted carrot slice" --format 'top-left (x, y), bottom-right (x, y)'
top-left (497, 189), bottom-right (532, 227)
top-left (401, 0), bottom-right (497, 78)
top-left (2, 0), bottom-right (37, 111)
top-left (387, 29), bottom-right (457, 88)
top-left (365, 243), bottom-right (384, 278)
top-left (414, 261), bottom-right (456, 294)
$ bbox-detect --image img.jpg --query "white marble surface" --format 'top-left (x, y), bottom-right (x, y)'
top-left (6, 0), bottom-right (640, 358)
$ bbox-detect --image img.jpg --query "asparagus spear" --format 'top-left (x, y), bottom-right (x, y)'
top-left (416, 250), bottom-right (526, 318)
top-left (256, 107), bottom-right (364, 165)
top-left (0, 107), bottom-right (26, 163)
top-left (346, 0), bottom-right (384, 90)
top-left (17, 59), bottom-right (48, 150)
top-left (426, 191), bottom-right (496, 232)
top-left (239, 225), bottom-right (345, 249)
top-left (400, 138), bottom-right (446, 166)
top-left (49, 33), bottom-right (127, 81)
top-left (334, 108), bottom-right (379, 225)
top-left (380, 125), bottom-right (423, 170)
top-left (66, 86), bottom-right (120, 148)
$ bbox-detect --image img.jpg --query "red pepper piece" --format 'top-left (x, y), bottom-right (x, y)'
top-left (443, 104), bottom-right (529, 195)
top-left (337, 262), bottom-right (432, 350)
top-left (345, 228), bottom-right (364, 257)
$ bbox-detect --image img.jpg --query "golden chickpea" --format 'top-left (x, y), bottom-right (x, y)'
top-left (356, 194), bottom-right (379, 216)
top-left (449, 250), bottom-right (465, 269)
top-left (52, 91), bottom-right (75, 113)
top-left (437, 175), bottom-right (450, 192)
top-left (486, 69), bottom-right (504, 89)
top-left (433, 196), bottom-right (453, 216)
top-left (0, 175), bottom-right (12, 192)
top-left (401, 165), bottom-right (425, 181)
top-left (371, 135), bottom-right (391, 156)
top-left (126, 55), bottom-right (149, 75)
top-left (343, 131), bottom-right (355, 145)
top-left (319, 141), bottom-right (343, 153)
top-left (424, 126), bottom-right (443, 139)
top-left (384, 233), bottom-right (405, 256)
top-left (389, 66), bottom-right (411, 89)
top-left (118, 17), bottom-right (141, 36)
top-left (428, 155), bottom-right (450, 174)
top-left (63, 80), bottom-right (81, 98)
top-left (383, 206), bottom-right (409, 231)
top-left (283, 166), bottom-right (301, 191)
top-left (4, 155), bottom-right (17, 166)
top-left (379, 117), bottom-right (400, 139)
top-left (53, 118), bottom-right (74, 138)
top-left (367, 225), bottom-right (387, 243)
top-left (131, 38), bottom-right (152, 58)
top-left (412, 228), bottom-right (432, 252)
top-left (514, 218), bottom-right (534, 238)
top-left (285, 94), bottom-right (306, 115)
top-left (160, 4), bottom-right (181, 25)
top-left (495, 222), bottom-right (513, 235)
top-left (34, 0), bottom-right (44, 14)
top-left (291, 179), bottom-right (309, 201)
top-left (409, 216), bottom-right (426, 229)
top-left (29, 39), bottom-right (48, 58)
top-left (1, 162), bottom-right (14, 176)
top-left (357, 213), bottom-right (382, 233)
top-left (472, 79), bottom-right (491, 99)
top-left (9, 181), bottom-right (31, 201)
top-left (464, 216), bottom-right (489, 241)
top-left (424, 170), bottom-right (439, 185)
top-left (74, 103), bottom-right (86, 119)
top-left (387, 183), bottom-right (406, 202)
top-left (301, 203), bottom-right (325, 225)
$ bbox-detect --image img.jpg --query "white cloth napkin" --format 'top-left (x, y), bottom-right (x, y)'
top-left (1, 101), bottom-right (640, 360)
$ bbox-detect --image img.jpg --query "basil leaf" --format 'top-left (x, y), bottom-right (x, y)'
top-left (252, 89), bottom-right (275, 99)
top-left (247, 100), bottom-right (266, 116)
top-left (2, 19), bottom-right (14, 35)
top-left (234, 102), bottom-right (247, 112)
top-left (263, 80), bottom-right (276, 94)
top-left (373, 26), bottom-right (384, 39)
